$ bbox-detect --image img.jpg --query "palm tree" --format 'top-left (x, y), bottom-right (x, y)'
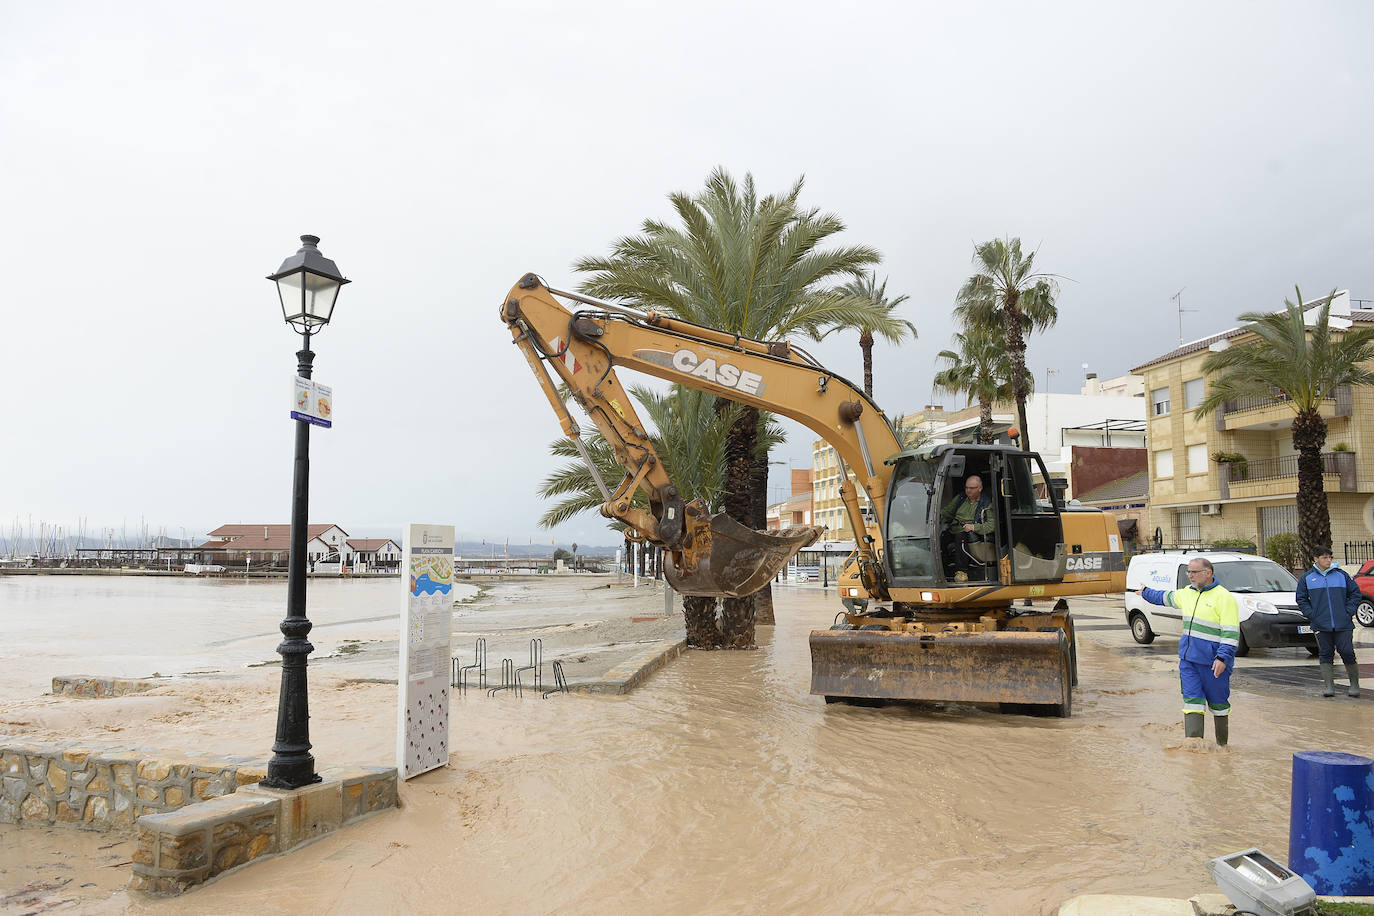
top-left (932, 328), bottom-right (1033, 444)
top-left (831, 272), bottom-right (917, 397)
top-left (576, 167), bottom-right (897, 648)
top-left (1193, 287), bottom-right (1374, 559)
top-left (889, 413), bottom-right (932, 451)
top-left (952, 238), bottom-right (1059, 451)
top-left (538, 384), bottom-right (782, 648)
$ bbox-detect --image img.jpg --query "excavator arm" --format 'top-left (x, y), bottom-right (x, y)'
top-left (500, 273), bottom-right (901, 599)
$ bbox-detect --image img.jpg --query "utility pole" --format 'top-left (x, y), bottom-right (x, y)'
top-left (1044, 368), bottom-right (1058, 448)
top-left (1171, 288), bottom-right (1195, 346)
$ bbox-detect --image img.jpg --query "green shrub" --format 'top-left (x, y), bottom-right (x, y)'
top-left (1211, 450), bottom-right (1247, 463)
top-left (1210, 537), bottom-right (1257, 553)
top-left (1265, 532), bottom-right (1303, 570)
top-left (1318, 900), bottom-right (1374, 915)
top-left (1332, 441), bottom-right (1352, 452)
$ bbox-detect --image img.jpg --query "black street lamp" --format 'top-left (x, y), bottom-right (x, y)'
top-left (261, 235), bottom-right (349, 790)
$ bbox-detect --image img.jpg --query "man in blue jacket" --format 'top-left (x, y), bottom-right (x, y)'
top-left (1295, 546), bottom-right (1362, 698)
top-left (1139, 556), bottom-right (1240, 745)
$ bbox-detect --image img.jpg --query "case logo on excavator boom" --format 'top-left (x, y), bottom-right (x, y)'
top-left (634, 347), bottom-right (766, 396)
top-left (1066, 555), bottom-right (1104, 571)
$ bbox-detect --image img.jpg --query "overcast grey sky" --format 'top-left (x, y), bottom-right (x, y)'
top-left (2, 1), bottom-right (1371, 547)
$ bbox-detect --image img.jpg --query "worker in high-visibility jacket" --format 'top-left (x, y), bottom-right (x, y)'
top-left (1139, 555), bottom-right (1240, 746)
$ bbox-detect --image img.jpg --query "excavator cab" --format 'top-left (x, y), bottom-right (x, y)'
top-left (882, 445), bottom-right (1066, 592)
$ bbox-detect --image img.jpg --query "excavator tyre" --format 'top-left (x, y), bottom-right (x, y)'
top-left (809, 627), bottom-right (1073, 717)
top-left (664, 514), bottom-right (821, 598)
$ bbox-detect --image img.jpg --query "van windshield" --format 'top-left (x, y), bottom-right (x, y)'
top-left (1213, 560), bottom-right (1297, 592)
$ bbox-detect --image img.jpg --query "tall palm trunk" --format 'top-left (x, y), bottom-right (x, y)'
top-left (1003, 292), bottom-right (1031, 451)
top-left (683, 595), bottom-right (722, 648)
top-left (1292, 408), bottom-right (1331, 558)
top-left (749, 437), bottom-right (777, 626)
top-left (978, 396), bottom-right (994, 444)
top-left (860, 330), bottom-right (875, 397)
top-left (720, 401), bottom-right (760, 648)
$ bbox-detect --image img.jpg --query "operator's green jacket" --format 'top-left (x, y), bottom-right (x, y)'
top-left (939, 492), bottom-right (994, 536)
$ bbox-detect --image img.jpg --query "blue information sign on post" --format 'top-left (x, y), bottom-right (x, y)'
top-left (290, 375), bottom-right (333, 428)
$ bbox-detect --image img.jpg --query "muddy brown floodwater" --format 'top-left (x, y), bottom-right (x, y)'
top-left (1, 578), bottom-right (1371, 914)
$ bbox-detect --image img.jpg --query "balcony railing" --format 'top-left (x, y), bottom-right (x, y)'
top-left (1218, 450), bottom-right (1356, 497)
top-left (1220, 385), bottom-right (1352, 417)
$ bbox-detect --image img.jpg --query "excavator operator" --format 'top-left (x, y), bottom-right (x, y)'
top-left (939, 474), bottom-right (995, 580)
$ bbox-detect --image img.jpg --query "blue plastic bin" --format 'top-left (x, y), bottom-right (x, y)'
top-left (1289, 750), bottom-right (1374, 896)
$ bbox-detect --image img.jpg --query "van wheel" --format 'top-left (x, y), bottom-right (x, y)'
top-left (1235, 631), bottom-right (1250, 658)
top-left (1357, 599), bottom-right (1374, 628)
top-left (1129, 612), bottom-right (1155, 645)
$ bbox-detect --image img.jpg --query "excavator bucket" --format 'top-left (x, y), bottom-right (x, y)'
top-left (809, 628), bottom-right (1073, 714)
top-left (664, 514), bottom-right (822, 598)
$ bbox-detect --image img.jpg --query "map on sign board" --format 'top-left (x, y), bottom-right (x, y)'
top-left (396, 524), bottom-right (454, 780)
top-left (290, 375), bottom-right (333, 428)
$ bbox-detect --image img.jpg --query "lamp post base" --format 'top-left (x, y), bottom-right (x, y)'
top-left (261, 756), bottom-right (322, 790)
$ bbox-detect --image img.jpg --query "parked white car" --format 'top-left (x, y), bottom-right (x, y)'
top-left (1124, 551), bottom-right (1319, 656)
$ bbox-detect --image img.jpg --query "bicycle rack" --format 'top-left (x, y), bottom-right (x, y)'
top-left (515, 638), bottom-right (543, 692)
top-left (488, 657), bottom-right (520, 697)
top-left (454, 637), bottom-right (487, 694)
top-left (542, 659), bottom-right (569, 699)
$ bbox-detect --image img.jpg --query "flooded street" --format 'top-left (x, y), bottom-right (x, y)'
top-left (2, 577), bottom-right (1371, 913)
top-left (0, 575), bottom-right (474, 697)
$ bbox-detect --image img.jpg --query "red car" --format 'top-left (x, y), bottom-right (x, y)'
top-left (1351, 560), bottom-right (1374, 627)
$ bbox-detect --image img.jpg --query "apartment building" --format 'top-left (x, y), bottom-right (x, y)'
top-left (810, 438), bottom-right (858, 539)
top-left (1132, 291), bottom-right (1374, 551)
top-left (766, 469), bottom-right (814, 531)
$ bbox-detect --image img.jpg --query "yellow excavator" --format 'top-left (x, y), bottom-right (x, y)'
top-left (501, 274), bottom-right (1126, 716)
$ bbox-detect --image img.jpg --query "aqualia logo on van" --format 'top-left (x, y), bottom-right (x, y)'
top-left (634, 347), bottom-right (766, 396)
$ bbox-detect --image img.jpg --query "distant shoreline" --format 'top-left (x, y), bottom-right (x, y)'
top-left (0, 567), bottom-right (400, 579)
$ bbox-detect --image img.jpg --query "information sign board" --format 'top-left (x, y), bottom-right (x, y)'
top-left (290, 375), bottom-right (333, 428)
top-left (396, 523), bottom-right (454, 779)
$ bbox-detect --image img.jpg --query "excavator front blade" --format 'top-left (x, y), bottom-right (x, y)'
top-left (664, 514), bottom-right (822, 598)
top-left (809, 628), bottom-right (1072, 714)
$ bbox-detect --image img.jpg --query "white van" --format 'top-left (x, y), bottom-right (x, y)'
top-left (1124, 551), bottom-right (1319, 656)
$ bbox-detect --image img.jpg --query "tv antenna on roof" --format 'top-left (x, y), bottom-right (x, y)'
top-left (1171, 288), bottom-right (1195, 345)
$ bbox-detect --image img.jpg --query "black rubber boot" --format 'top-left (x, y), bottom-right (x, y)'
top-left (1213, 716), bottom-right (1228, 747)
top-left (1345, 663), bottom-right (1361, 698)
top-left (1184, 712), bottom-right (1204, 739)
top-left (1321, 663), bottom-right (1336, 697)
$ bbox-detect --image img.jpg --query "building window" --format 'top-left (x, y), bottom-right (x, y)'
top-left (1176, 508), bottom-right (1201, 543)
top-left (1151, 386), bottom-right (1171, 416)
top-left (1183, 378), bottom-right (1204, 410)
top-left (1187, 443), bottom-right (1208, 475)
top-left (1154, 449), bottom-right (1174, 479)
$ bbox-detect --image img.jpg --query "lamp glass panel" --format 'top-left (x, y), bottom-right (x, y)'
top-left (276, 272), bottom-right (306, 322)
top-left (302, 272), bottom-right (341, 324)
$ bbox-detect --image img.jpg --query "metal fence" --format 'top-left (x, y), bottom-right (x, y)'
top-left (1344, 541), bottom-right (1374, 567)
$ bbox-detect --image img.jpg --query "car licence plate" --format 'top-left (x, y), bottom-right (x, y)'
top-left (1298, 625), bottom-right (1313, 634)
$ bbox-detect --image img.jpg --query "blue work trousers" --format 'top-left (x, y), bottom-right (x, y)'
top-left (1180, 659), bottom-right (1231, 717)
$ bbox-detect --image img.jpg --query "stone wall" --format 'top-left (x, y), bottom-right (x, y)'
top-left (2, 737), bottom-right (399, 896)
top-left (131, 765), bottom-right (397, 894)
top-left (50, 675), bottom-right (160, 698)
top-left (0, 738), bottom-right (262, 831)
